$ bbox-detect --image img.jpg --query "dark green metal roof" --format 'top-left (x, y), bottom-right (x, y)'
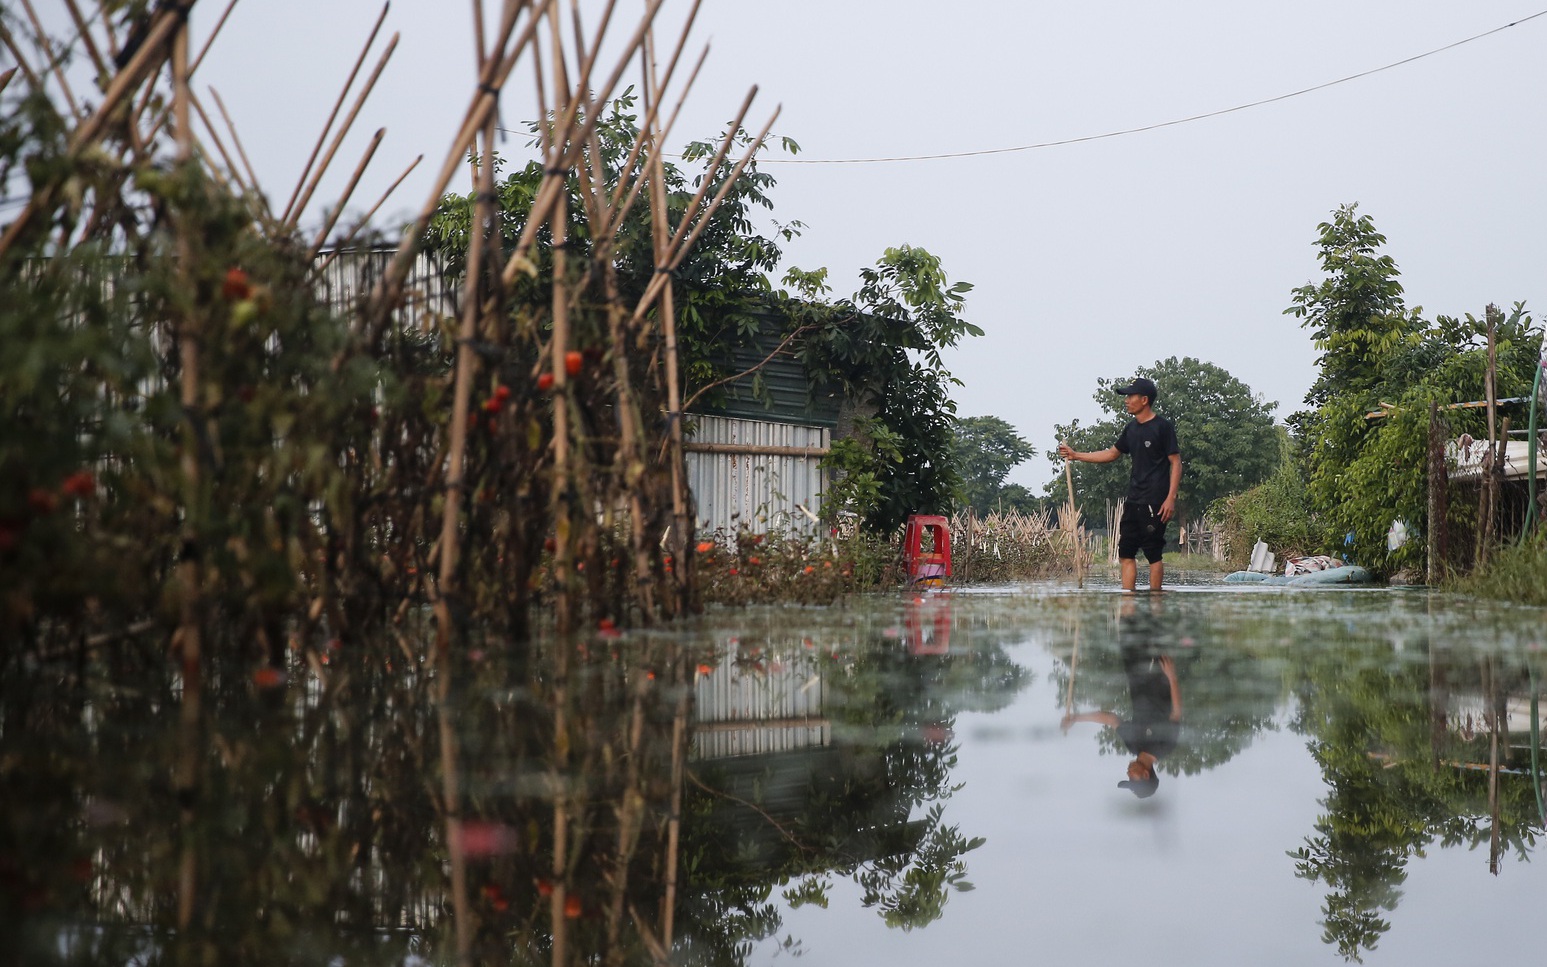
top-left (692, 310), bottom-right (843, 429)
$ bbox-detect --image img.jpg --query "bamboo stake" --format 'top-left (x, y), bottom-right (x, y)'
top-left (188, 0), bottom-right (241, 79)
top-left (94, 0), bottom-right (120, 60)
top-left (189, 88), bottom-right (249, 191)
top-left (547, 29), bottom-right (577, 638)
top-left (364, 0), bottom-right (552, 335)
top-left (624, 102), bottom-right (778, 326)
top-left (0, 3), bottom-right (184, 259)
top-left (486, 0), bottom-right (664, 285)
top-left (19, 0), bottom-right (84, 118)
top-left (306, 127), bottom-right (385, 260)
top-left (471, 0), bottom-right (486, 62)
top-left (61, 0), bottom-right (111, 80)
top-left (208, 87), bottom-right (264, 199)
top-left (1426, 401), bottom-right (1447, 584)
top-left (0, 67), bottom-right (19, 97)
top-left (314, 153), bottom-right (422, 271)
top-left (0, 22), bottom-right (41, 95)
top-left (281, 1), bottom-right (391, 224)
top-left (285, 33), bottom-right (399, 230)
top-left (604, 30), bottom-right (705, 222)
top-left (644, 33), bottom-right (691, 614)
top-left (431, 98), bottom-right (502, 965)
top-left (134, 0), bottom-right (241, 150)
top-left (1478, 310), bottom-right (1500, 568)
top-left (169, 15), bottom-right (204, 934)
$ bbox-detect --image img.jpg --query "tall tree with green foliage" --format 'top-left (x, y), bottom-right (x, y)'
top-left (949, 416), bottom-right (1037, 515)
top-left (1046, 357), bottom-right (1278, 520)
top-left (1287, 203), bottom-right (1423, 411)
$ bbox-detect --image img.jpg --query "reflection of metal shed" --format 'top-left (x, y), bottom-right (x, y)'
top-left (692, 641), bottom-right (829, 760)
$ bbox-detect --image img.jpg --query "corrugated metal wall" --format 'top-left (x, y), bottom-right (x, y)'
top-left (684, 415), bottom-right (829, 536)
top-left (313, 249), bottom-right (458, 319)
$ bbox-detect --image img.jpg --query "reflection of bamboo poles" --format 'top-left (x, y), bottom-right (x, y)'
top-left (1064, 621), bottom-right (1080, 714)
top-left (1485, 655), bottom-right (1503, 875)
top-left (660, 656), bottom-right (691, 952)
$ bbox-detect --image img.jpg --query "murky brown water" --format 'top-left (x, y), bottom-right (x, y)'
top-left (5, 575), bottom-right (1544, 965)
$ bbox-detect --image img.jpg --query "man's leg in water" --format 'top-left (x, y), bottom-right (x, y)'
top-left (1149, 559), bottom-right (1163, 591)
top-left (1121, 557), bottom-right (1137, 591)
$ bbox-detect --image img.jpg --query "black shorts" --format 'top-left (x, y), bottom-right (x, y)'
top-left (1118, 502), bottom-right (1167, 563)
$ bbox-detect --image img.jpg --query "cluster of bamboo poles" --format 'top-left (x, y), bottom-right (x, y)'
top-left (5, 1), bottom-right (773, 962)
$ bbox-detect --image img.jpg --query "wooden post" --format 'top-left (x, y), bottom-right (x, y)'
top-left (1476, 311), bottom-right (1501, 568)
top-left (1427, 401), bottom-right (1448, 584)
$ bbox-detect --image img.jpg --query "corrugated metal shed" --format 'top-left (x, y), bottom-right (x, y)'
top-left (313, 248), bottom-right (457, 319)
top-left (697, 311), bottom-right (842, 429)
top-left (684, 415), bottom-right (829, 535)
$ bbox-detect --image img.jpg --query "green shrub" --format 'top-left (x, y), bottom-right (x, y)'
top-left (1209, 439), bottom-right (1317, 567)
top-left (1452, 528), bottom-right (1547, 606)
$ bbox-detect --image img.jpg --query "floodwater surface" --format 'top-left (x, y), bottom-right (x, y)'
top-left (5, 576), bottom-right (1544, 965)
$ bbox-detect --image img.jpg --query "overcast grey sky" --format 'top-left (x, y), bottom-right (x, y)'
top-left (24, 1), bottom-right (1547, 489)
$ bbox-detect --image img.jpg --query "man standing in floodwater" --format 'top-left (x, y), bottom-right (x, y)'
top-left (1058, 377), bottom-right (1182, 591)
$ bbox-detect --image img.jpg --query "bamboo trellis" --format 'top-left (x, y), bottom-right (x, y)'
top-left (2, 1), bottom-right (774, 961)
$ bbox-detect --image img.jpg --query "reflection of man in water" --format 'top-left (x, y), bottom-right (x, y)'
top-left (1061, 606), bottom-right (1183, 798)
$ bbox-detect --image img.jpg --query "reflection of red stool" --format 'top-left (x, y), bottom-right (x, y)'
top-left (906, 597), bottom-right (952, 655)
top-left (903, 514), bottom-right (952, 588)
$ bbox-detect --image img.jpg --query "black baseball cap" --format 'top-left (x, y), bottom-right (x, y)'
top-left (1115, 377), bottom-right (1158, 402)
top-left (1118, 775), bottom-right (1160, 798)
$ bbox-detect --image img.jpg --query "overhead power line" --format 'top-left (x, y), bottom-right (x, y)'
top-left (757, 8), bottom-right (1547, 166)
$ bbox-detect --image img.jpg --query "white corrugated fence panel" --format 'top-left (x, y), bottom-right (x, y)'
top-left (684, 415), bottom-right (828, 537)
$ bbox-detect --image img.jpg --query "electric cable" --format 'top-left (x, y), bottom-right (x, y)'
top-left (749, 8), bottom-right (1547, 166)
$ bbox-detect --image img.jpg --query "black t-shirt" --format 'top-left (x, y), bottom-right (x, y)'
top-left (1116, 655), bottom-right (1179, 759)
top-left (1114, 415), bottom-right (1180, 505)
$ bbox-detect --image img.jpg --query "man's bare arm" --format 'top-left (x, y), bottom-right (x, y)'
top-left (1058, 443), bottom-right (1121, 464)
top-left (1159, 452), bottom-right (1182, 521)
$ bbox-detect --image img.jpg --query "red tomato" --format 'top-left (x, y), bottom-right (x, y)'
top-left (222, 267), bottom-right (252, 300)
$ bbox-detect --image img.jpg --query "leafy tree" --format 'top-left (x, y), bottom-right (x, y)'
top-left (1286, 203), bottom-right (1422, 410)
top-left (1045, 356), bottom-right (1279, 520)
top-left (785, 247), bottom-right (981, 533)
top-left (949, 416), bottom-right (1037, 515)
top-left (1282, 203), bottom-right (1542, 572)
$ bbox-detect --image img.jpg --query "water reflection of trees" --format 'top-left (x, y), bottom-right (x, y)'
top-left (2, 596), bottom-right (1026, 964)
top-left (678, 596), bottom-right (1028, 963)
top-left (1289, 638), bottom-right (1545, 963)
